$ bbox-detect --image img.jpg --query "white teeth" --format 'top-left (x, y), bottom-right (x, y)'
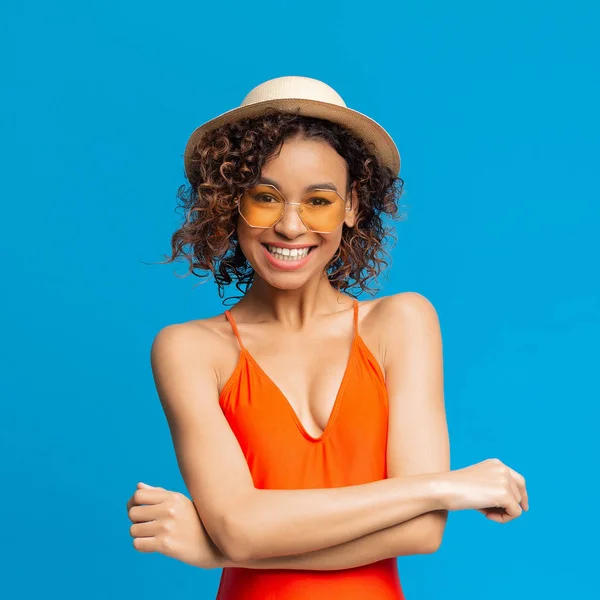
top-left (267, 245), bottom-right (311, 260)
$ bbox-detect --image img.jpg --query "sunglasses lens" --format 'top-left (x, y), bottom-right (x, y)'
top-left (239, 186), bottom-right (285, 228)
top-left (239, 186), bottom-right (348, 232)
top-left (300, 191), bottom-right (347, 232)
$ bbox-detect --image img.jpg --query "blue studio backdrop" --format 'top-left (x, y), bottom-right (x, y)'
top-left (1, 1), bottom-right (598, 598)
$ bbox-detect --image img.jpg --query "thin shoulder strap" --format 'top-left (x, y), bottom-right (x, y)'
top-left (224, 310), bottom-right (245, 351)
top-left (353, 298), bottom-right (359, 336)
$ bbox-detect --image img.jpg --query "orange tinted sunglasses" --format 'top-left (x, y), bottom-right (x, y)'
top-left (237, 183), bottom-right (352, 233)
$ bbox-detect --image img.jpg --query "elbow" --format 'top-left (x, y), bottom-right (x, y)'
top-left (420, 511), bottom-right (448, 554)
top-left (218, 511), bottom-right (256, 563)
top-left (208, 489), bottom-right (260, 563)
top-left (421, 531), bottom-right (444, 554)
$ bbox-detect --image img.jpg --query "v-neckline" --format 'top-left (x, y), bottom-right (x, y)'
top-left (241, 332), bottom-right (358, 443)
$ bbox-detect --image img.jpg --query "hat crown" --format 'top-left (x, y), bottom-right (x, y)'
top-left (241, 76), bottom-right (347, 108)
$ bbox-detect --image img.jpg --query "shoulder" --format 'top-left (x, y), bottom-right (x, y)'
top-left (151, 317), bottom-right (217, 360)
top-left (371, 292), bottom-right (442, 365)
top-left (150, 313), bottom-right (236, 387)
top-left (375, 291), bottom-right (439, 323)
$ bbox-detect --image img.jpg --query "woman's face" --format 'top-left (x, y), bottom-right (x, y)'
top-left (236, 135), bottom-right (358, 290)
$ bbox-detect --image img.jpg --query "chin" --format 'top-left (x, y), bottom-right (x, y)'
top-left (256, 269), bottom-right (315, 290)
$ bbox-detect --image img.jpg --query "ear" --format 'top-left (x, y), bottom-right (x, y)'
top-left (344, 181), bottom-right (359, 228)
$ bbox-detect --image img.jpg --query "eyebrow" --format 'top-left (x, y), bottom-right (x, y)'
top-left (258, 176), bottom-right (339, 193)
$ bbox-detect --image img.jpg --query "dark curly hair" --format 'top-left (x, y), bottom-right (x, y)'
top-left (157, 109), bottom-right (406, 305)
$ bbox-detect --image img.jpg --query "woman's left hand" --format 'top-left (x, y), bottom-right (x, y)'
top-left (126, 482), bottom-right (226, 569)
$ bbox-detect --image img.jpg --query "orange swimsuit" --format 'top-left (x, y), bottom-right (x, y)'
top-left (216, 298), bottom-right (406, 599)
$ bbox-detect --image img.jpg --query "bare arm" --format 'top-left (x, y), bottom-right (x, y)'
top-left (151, 298), bottom-right (449, 564)
top-left (221, 512), bottom-right (447, 570)
top-left (215, 292), bottom-right (450, 570)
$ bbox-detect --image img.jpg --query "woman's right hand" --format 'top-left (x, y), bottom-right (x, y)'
top-left (441, 458), bottom-right (529, 523)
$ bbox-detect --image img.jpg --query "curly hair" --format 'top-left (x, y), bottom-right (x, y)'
top-left (158, 109), bottom-right (406, 305)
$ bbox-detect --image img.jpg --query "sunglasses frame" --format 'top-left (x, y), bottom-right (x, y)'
top-left (236, 183), bottom-right (353, 234)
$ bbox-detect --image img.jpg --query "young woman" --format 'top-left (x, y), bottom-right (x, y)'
top-left (126, 76), bottom-right (529, 600)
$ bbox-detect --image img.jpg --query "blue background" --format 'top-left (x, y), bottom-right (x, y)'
top-left (1, 0), bottom-right (598, 598)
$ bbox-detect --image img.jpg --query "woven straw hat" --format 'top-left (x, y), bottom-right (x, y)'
top-left (183, 75), bottom-right (401, 178)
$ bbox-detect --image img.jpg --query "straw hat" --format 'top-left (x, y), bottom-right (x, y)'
top-left (183, 75), bottom-right (401, 178)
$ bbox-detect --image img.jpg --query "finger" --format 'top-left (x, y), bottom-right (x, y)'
top-left (509, 477), bottom-right (522, 506)
top-left (131, 488), bottom-right (170, 506)
top-left (491, 509), bottom-right (517, 524)
top-left (132, 536), bottom-right (157, 553)
top-left (482, 508), bottom-right (504, 523)
top-left (127, 484), bottom-right (149, 513)
top-left (508, 467), bottom-right (529, 511)
top-left (126, 490), bottom-right (152, 513)
top-left (503, 496), bottom-right (523, 521)
top-left (130, 520), bottom-right (161, 538)
top-left (126, 491), bottom-right (148, 517)
top-left (478, 506), bottom-right (503, 523)
top-left (128, 503), bottom-right (161, 523)
top-left (138, 482), bottom-right (166, 490)
top-left (483, 506), bottom-right (514, 524)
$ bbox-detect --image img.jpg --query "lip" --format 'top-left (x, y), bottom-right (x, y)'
top-left (261, 243), bottom-right (317, 271)
top-left (263, 242), bottom-right (317, 249)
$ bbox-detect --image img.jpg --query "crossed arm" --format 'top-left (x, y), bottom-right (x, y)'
top-left (152, 292), bottom-right (450, 570)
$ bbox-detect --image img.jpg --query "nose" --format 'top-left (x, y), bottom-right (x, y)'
top-left (273, 202), bottom-right (307, 237)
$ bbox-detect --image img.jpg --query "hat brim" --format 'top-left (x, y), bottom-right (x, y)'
top-left (183, 98), bottom-right (401, 178)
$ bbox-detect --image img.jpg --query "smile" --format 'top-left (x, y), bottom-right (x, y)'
top-left (261, 243), bottom-right (317, 271)
top-left (265, 244), bottom-right (312, 260)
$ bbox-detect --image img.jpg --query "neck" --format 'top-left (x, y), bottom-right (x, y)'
top-left (236, 273), bottom-right (352, 329)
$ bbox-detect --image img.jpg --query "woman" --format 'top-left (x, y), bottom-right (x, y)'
top-left (126, 76), bottom-right (529, 599)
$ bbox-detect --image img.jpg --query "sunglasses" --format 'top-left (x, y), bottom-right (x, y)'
top-left (236, 183), bottom-right (352, 234)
